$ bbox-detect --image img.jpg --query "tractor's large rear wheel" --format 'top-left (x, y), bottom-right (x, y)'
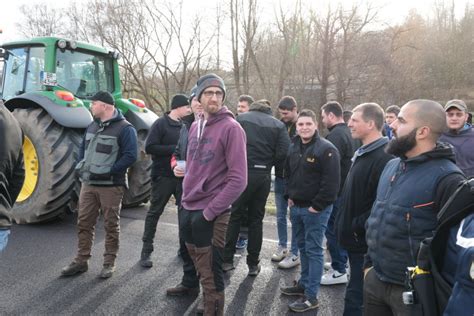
top-left (11, 108), bottom-right (81, 223)
top-left (122, 130), bottom-right (152, 208)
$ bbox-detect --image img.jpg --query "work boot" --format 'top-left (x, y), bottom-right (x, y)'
top-left (100, 264), bottom-right (115, 279)
top-left (205, 292), bottom-right (225, 316)
top-left (166, 283), bottom-right (199, 296)
top-left (140, 252), bottom-right (153, 268)
top-left (61, 261), bottom-right (88, 276)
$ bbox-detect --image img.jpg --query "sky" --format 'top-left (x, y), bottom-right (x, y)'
top-left (0, 0), bottom-right (472, 42)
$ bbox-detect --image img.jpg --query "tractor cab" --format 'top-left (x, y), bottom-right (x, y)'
top-left (0, 37), bottom-right (155, 224)
top-left (1, 38), bottom-right (116, 105)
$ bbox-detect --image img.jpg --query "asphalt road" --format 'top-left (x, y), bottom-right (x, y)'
top-left (0, 203), bottom-right (345, 315)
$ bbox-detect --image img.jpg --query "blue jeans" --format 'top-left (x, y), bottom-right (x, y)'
top-left (275, 177), bottom-right (298, 256)
top-left (0, 229), bottom-right (10, 252)
top-left (325, 197), bottom-right (348, 273)
top-left (291, 204), bottom-right (332, 300)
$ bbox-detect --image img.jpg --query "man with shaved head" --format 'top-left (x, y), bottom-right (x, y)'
top-left (363, 100), bottom-right (466, 315)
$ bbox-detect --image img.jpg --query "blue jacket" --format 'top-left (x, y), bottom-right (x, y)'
top-left (365, 143), bottom-right (463, 285)
top-left (439, 124), bottom-right (474, 177)
top-left (443, 213), bottom-right (474, 316)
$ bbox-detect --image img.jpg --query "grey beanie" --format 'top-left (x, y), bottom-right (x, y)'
top-left (195, 73), bottom-right (226, 102)
top-left (189, 84), bottom-right (198, 102)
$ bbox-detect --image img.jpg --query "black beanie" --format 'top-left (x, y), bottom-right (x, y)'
top-left (195, 73), bottom-right (226, 102)
top-left (171, 94), bottom-right (190, 110)
top-left (91, 91), bottom-right (115, 106)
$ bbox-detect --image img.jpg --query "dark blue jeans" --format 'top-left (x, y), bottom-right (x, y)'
top-left (343, 251), bottom-right (364, 316)
top-left (291, 204), bottom-right (332, 300)
top-left (325, 197), bottom-right (348, 273)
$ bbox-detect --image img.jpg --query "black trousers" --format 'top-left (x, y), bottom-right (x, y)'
top-left (177, 205), bottom-right (199, 288)
top-left (223, 171), bottom-right (271, 266)
top-left (142, 176), bottom-right (181, 253)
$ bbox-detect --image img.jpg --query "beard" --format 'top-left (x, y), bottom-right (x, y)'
top-left (385, 127), bottom-right (417, 157)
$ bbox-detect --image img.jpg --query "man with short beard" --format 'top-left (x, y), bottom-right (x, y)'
top-left (180, 73), bottom-right (247, 315)
top-left (439, 99), bottom-right (474, 177)
top-left (363, 100), bottom-right (466, 315)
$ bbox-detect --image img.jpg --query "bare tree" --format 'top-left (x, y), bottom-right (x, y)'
top-left (16, 3), bottom-right (66, 37)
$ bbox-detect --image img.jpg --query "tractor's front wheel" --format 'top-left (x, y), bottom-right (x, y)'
top-left (122, 130), bottom-right (152, 208)
top-left (11, 108), bottom-right (81, 223)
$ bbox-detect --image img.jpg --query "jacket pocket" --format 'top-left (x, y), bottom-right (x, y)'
top-left (96, 143), bottom-right (113, 154)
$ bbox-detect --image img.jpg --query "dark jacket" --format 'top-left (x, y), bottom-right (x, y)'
top-left (439, 125), bottom-right (474, 177)
top-left (365, 143), bottom-right (465, 285)
top-left (78, 109), bottom-right (137, 187)
top-left (146, 113), bottom-right (182, 177)
top-left (0, 104), bottom-right (25, 229)
top-left (335, 137), bottom-right (392, 253)
top-left (275, 119), bottom-right (297, 178)
top-left (285, 133), bottom-right (340, 211)
top-left (443, 213), bottom-right (474, 316)
top-left (173, 113), bottom-right (195, 165)
top-left (284, 120), bottom-right (297, 139)
top-left (326, 122), bottom-right (360, 195)
top-left (237, 103), bottom-right (290, 174)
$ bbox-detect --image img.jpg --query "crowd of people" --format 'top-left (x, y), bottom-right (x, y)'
top-left (1, 72), bottom-right (473, 315)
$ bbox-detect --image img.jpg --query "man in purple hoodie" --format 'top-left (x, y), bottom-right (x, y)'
top-left (181, 73), bottom-right (247, 315)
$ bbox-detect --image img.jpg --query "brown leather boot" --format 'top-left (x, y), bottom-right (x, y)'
top-left (204, 291), bottom-right (224, 316)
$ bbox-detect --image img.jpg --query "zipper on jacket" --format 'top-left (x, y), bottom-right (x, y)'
top-left (406, 211), bottom-right (416, 265)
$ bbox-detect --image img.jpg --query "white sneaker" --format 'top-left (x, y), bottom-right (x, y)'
top-left (321, 270), bottom-right (348, 285)
top-left (278, 254), bottom-right (301, 269)
top-left (324, 262), bottom-right (332, 270)
top-left (271, 246), bottom-right (288, 262)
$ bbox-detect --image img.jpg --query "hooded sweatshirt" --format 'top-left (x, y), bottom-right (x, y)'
top-left (439, 124), bottom-right (474, 177)
top-left (181, 106), bottom-right (247, 221)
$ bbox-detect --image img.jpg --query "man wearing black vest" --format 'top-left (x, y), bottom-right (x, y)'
top-left (62, 91), bottom-right (138, 279)
top-left (364, 100), bottom-right (465, 315)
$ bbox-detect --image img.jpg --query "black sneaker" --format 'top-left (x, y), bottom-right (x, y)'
top-left (280, 281), bottom-right (305, 296)
top-left (248, 265), bottom-right (261, 277)
top-left (61, 261), bottom-right (88, 276)
top-left (140, 252), bottom-right (153, 268)
top-left (289, 297), bottom-right (319, 313)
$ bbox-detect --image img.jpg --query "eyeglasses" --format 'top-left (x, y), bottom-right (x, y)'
top-left (202, 90), bottom-right (224, 99)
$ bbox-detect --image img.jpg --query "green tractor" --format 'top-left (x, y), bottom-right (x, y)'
top-left (0, 37), bottom-right (157, 223)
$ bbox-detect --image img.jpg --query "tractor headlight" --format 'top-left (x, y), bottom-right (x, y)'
top-left (57, 39), bottom-right (67, 49)
top-left (69, 41), bottom-right (77, 49)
